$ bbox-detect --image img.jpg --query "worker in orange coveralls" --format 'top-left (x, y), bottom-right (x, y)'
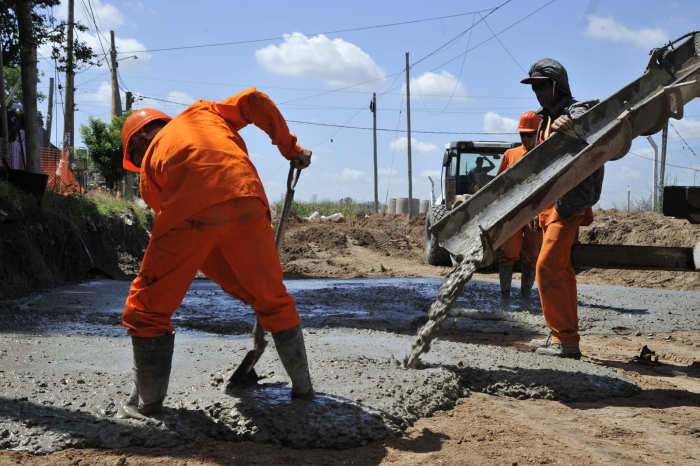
top-left (120, 88), bottom-right (314, 415)
top-left (521, 59), bottom-right (604, 359)
top-left (497, 111), bottom-right (543, 299)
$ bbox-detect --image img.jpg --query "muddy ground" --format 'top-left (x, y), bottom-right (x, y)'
top-left (278, 209), bottom-right (700, 292)
top-left (1, 208), bottom-right (700, 465)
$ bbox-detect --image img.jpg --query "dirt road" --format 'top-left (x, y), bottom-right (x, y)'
top-left (1, 209), bottom-right (699, 465)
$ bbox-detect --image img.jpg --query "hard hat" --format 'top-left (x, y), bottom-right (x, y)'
top-left (121, 108), bottom-right (172, 172)
top-left (517, 111), bottom-right (541, 132)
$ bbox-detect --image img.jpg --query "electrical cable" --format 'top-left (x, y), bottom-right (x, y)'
top-left (115, 7), bottom-right (505, 55)
top-left (477, 12), bottom-right (527, 74)
top-left (410, 0), bottom-right (512, 68)
top-left (384, 93), bottom-right (405, 207)
top-left (628, 151), bottom-right (698, 171)
top-left (414, 13), bottom-right (476, 116)
top-left (670, 122), bottom-right (699, 160)
top-left (385, 0), bottom-right (558, 96)
top-left (286, 120), bottom-right (517, 135)
top-left (102, 72), bottom-right (534, 99)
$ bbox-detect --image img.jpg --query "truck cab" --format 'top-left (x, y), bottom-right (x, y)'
top-left (426, 141), bottom-right (520, 266)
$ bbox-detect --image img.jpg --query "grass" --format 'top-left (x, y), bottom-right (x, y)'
top-left (274, 194), bottom-right (385, 218)
top-left (85, 190), bottom-right (154, 226)
top-left (0, 180), bottom-right (154, 229)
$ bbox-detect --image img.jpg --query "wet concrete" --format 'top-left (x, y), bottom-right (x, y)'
top-left (1, 277), bottom-right (698, 452)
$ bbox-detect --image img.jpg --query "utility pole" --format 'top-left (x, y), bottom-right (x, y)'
top-left (405, 51), bottom-right (413, 220)
top-left (371, 92), bottom-right (378, 213)
top-left (123, 91), bottom-right (134, 198)
top-left (0, 38), bottom-right (9, 162)
top-left (110, 31), bottom-right (122, 118)
top-left (660, 123), bottom-right (668, 211)
top-left (110, 31), bottom-right (130, 197)
top-left (63, 0), bottom-right (75, 161)
top-left (647, 135), bottom-right (658, 210)
top-left (15, 0), bottom-right (40, 173)
top-left (45, 78), bottom-right (54, 148)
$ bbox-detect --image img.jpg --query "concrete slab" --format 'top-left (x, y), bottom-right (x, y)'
top-left (1, 277), bottom-right (696, 452)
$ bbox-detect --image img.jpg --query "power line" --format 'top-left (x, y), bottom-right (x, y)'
top-left (115, 7), bottom-right (503, 55)
top-left (385, 93), bottom-right (405, 206)
top-left (414, 13), bottom-right (477, 116)
top-left (286, 120), bottom-right (516, 135)
top-left (411, 0), bottom-right (512, 68)
top-left (670, 121), bottom-right (699, 160)
top-left (386, 0), bottom-right (559, 96)
top-left (98, 73), bottom-right (534, 99)
top-left (136, 95), bottom-right (516, 135)
top-left (628, 151), bottom-right (698, 171)
top-left (478, 12), bottom-right (527, 74)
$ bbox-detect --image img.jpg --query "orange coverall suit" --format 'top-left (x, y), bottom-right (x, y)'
top-left (536, 118), bottom-right (593, 348)
top-left (123, 88), bottom-right (302, 338)
top-left (497, 145), bottom-right (542, 267)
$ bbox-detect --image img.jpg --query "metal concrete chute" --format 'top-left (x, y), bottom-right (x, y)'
top-left (431, 31), bottom-right (700, 265)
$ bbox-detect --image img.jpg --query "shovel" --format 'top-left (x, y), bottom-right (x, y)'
top-left (227, 159), bottom-right (302, 386)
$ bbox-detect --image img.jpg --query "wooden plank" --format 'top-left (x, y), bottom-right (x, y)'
top-left (571, 244), bottom-right (696, 271)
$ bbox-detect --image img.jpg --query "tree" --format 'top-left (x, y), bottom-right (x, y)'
top-left (3, 65), bottom-right (46, 103)
top-left (80, 113), bottom-right (131, 190)
top-left (0, 1), bottom-right (97, 73)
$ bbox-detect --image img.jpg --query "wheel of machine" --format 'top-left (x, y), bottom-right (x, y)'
top-left (425, 204), bottom-right (452, 266)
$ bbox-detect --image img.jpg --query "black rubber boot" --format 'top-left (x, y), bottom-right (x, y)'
top-left (498, 264), bottom-right (514, 297)
top-left (520, 265), bottom-right (537, 298)
top-left (127, 333), bottom-right (175, 415)
top-left (272, 325), bottom-right (314, 401)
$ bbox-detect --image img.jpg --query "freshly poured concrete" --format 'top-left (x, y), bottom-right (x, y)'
top-left (2, 277), bottom-right (698, 452)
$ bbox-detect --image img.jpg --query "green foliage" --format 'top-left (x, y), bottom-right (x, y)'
top-left (0, 1), bottom-right (98, 73)
top-left (3, 65), bottom-right (46, 103)
top-left (0, 179), bottom-right (154, 233)
top-left (274, 194), bottom-right (380, 218)
top-left (79, 113), bottom-right (132, 190)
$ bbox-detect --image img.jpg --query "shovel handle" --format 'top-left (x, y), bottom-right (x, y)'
top-left (288, 158), bottom-right (302, 190)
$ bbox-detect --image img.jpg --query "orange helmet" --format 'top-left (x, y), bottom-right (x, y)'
top-left (517, 110), bottom-right (541, 133)
top-left (121, 108), bottom-right (172, 172)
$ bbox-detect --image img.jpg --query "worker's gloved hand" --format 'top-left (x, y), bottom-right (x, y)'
top-left (297, 149), bottom-right (312, 169)
top-left (551, 115), bottom-right (573, 134)
top-left (531, 216), bottom-right (540, 231)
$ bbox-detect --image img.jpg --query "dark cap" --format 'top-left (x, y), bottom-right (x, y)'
top-left (520, 70), bottom-right (550, 84)
top-left (520, 58), bottom-right (572, 96)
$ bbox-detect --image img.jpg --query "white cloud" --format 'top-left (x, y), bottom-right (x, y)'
top-left (619, 166), bottom-right (643, 180)
top-left (339, 168), bottom-right (367, 182)
top-left (583, 14), bottom-right (668, 49)
top-left (403, 70), bottom-right (468, 102)
top-left (323, 168), bottom-right (369, 183)
top-left (669, 118), bottom-right (700, 141)
top-left (125, 2), bottom-right (145, 12)
top-left (378, 167), bottom-right (399, 177)
top-left (249, 152), bottom-right (264, 160)
top-left (39, 33), bottom-right (151, 73)
top-left (166, 91), bottom-right (195, 107)
top-left (389, 137), bottom-right (441, 156)
top-left (41, 1), bottom-right (150, 72)
top-left (483, 112), bottom-right (518, 133)
top-left (255, 33), bottom-right (384, 88)
top-left (58, 0), bottom-right (126, 30)
top-left (130, 90), bottom-right (194, 116)
top-left (75, 81), bottom-right (121, 111)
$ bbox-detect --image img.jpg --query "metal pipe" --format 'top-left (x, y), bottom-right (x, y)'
top-left (647, 135), bottom-right (659, 210)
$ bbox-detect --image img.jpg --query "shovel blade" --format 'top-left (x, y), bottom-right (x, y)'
top-left (226, 350), bottom-right (264, 387)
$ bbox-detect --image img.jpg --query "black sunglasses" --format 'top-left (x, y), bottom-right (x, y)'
top-left (531, 80), bottom-right (552, 92)
top-left (519, 132), bottom-right (536, 138)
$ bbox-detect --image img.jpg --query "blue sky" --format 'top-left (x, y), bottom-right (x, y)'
top-left (36, 0), bottom-right (700, 208)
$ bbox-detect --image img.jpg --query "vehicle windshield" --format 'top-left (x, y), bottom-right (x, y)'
top-left (458, 153), bottom-right (499, 177)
